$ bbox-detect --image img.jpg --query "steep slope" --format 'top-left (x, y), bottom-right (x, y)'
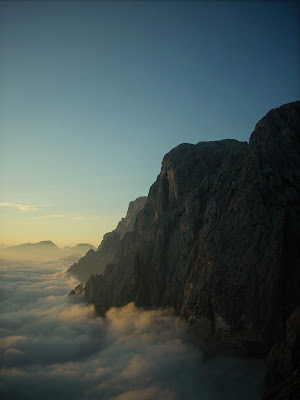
top-left (84, 101), bottom-right (300, 359)
top-left (67, 197), bottom-right (147, 281)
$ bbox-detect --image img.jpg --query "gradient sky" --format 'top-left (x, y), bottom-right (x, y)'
top-left (0, 1), bottom-right (299, 246)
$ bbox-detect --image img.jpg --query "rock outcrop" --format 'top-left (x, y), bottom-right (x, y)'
top-left (68, 282), bottom-right (84, 296)
top-left (84, 101), bottom-right (299, 359)
top-left (67, 197), bottom-right (147, 281)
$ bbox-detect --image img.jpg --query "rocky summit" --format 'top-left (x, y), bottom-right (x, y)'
top-left (69, 101), bottom-right (300, 398)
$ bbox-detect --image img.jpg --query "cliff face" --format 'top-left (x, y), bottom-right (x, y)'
top-left (67, 197), bottom-right (147, 282)
top-left (84, 101), bottom-right (300, 358)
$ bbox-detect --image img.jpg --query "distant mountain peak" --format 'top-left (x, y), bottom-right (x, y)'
top-left (36, 240), bottom-right (59, 247)
top-left (74, 243), bottom-right (96, 248)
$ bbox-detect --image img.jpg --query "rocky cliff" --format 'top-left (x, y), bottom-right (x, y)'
top-left (74, 101), bottom-right (299, 398)
top-left (84, 101), bottom-right (299, 358)
top-left (67, 197), bottom-right (147, 281)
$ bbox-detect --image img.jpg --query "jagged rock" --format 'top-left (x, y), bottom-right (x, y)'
top-left (68, 282), bottom-right (84, 296)
top-left (67, 197), bottom-right (147, 281)
top-left (84, 101), bottom-right (300, 359)
top-left (74, 282), bottom-right (84, 295)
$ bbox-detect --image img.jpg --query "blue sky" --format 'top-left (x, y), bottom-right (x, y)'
top-left (0, 1), bottom-right (299, 246)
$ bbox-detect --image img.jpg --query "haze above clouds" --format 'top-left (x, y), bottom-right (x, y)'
top-left (0, 260), bottom-right (265, 400)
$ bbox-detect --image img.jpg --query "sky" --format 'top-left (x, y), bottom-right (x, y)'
top-left (0, 0), bottom-right (299, 246)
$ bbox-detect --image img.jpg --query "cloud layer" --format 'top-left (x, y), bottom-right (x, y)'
top-left (0, 260), bottom-right (266, 399)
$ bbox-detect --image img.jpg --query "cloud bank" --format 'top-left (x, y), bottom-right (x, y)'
top-left (0, 260), bottom-right (265, 399)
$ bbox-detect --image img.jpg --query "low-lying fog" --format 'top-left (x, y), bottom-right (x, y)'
top-left (0, 259), bottom-right (265, 400)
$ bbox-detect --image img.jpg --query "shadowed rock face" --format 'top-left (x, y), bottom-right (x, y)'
top-left (84, 101), bottom-right (300, 358)
top-left (267, 307), bottom-right (300, 382)
top-left (67, 197), bottom-right (147, 282)
top-left (261, 308), bottom-right (300, 400)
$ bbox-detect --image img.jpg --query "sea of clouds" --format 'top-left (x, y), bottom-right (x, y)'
top-left (0, 259), bottom-right (265, 400)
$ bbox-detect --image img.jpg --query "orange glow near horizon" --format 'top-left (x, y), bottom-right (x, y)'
top-left (0, 206), bottom-right (121, 248)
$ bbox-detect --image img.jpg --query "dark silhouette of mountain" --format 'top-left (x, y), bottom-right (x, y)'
top-left (70, 101), bottom-right (300, 398)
